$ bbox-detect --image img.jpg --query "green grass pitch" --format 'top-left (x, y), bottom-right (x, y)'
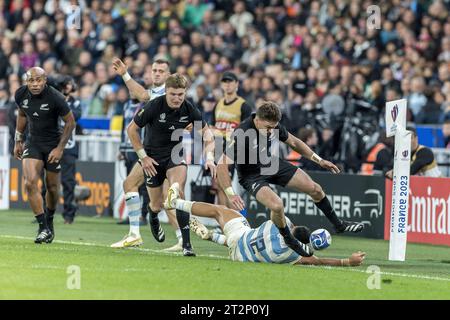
top-left (0, 210), bottom-right (449, 300)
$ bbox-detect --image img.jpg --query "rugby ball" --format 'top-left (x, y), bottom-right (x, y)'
top-left (310, 229), bottom-right (332, 250)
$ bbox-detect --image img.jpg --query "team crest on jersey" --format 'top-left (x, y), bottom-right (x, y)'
top-left (179, 116), bottom-right (189, 123)
top-left (22, 99), bottom-right (29, 108)
top-left (159, 113), bottom-right (166, 122)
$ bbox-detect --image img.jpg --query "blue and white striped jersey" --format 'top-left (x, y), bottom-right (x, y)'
top-left (231, 220), bottom-right (302, 264)
top-left (147, 84), bottom-right (166, 100)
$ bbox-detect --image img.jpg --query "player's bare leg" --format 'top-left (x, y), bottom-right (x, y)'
top-left (254, 185), bottom-right (313, 256)
top-left (44, 170), bottom-right (60, 242)
top-left (286, 169), bottom-right (364, 233)
top-left (166, 165), bottom-right (195, 256)
top-left (161, 179), bottom-right (182, 251)
top-left (111, 162), bottom-right (145, 248)
top-left (23, 159), bottom-right (45, 215)
top-left (254, 186), bottom-right (287, 228)
top-left (165, 182), bottom-right (234, 245)
top-left (23, 158), bottom-right (52, 243)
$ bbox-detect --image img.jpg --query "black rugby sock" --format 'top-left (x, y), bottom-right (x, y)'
top-left (314, 196), bottom-right (342, 228)
top-left (36, 213), bottom-right (48, 232)
top-left (46, 207), bottom-right (55, 221)
top-left (176, 209), bottom-right (191, 248)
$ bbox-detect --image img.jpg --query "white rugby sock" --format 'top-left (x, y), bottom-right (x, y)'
top-left (125, 192), bottom-right (141, 237)
top-left (174, 199), bottom-right (194, 214)
top-left (211, 233), bottom-right (226, 246)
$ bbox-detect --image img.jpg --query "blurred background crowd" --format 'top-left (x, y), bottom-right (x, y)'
top-left (0, 0), bottom-right (449, 173)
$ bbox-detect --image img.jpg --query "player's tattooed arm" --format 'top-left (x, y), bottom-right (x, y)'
top-left (15, 107), bottom-right (27, 137)
top-left (57, 111), bottom-right (76, 150)
top-left (14, 108), bottom-right (27, 160)
top-left (48, 111), bottom-right (75, 163)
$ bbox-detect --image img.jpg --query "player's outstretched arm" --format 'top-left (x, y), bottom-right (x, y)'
top-left (295, 251), bottom-right (366, 267)
top-left (285, 133), bottom-right (340, 174)
top-left (113, 58), bottom-right (150, 102)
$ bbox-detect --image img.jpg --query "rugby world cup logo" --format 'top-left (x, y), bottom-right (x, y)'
top-left (391, 104), bottom-right (398, 122)
top-left (402, 150), bottom-right (409, 158)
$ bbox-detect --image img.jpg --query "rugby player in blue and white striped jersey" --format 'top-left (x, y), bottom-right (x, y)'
top-left (165, 182), bottom-right (366, 266)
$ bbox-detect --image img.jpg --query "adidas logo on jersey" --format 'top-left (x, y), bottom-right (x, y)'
top-left (169, 125), bottom-right (175, 130)
top-left (33, 112), bottom-right (39, 117)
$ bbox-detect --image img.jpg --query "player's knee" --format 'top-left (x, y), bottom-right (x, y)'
top-left (307, 182), bottom-right (323, 199)
top-left (46, 183), bottom-right (58, 195)
top-left (123, 177), bottom-right (138, 193)
top-left (270, 200), bottom-right (284, 214)
top-left (24, 179), bottom-right (38, 194)
top-left (149, 201), bottom-right (163, 213)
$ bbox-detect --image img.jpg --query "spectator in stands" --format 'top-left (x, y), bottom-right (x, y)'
top-left (0, 0), bottom-right (448, 176)
top-left (361, 132), bottom-right (394, 176)
top-left (386, 126), bottom-right (442, 179)
top-left (443, 119), bottom-right (450, 149)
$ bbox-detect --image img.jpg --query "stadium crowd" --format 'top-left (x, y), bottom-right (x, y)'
top-left (0, 0), bottom-right (449, 172)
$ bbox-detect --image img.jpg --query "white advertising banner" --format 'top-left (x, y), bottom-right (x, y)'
top-left (385, 99), bottom-right (407, 138)
top-left (389, 129), bottom-right (411, 261)
top-left (0, 156), bottom-right (10, 210)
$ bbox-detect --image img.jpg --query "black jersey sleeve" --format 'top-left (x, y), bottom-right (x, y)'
top-left (14, 86), bottom-right (28, 108)
top-left (411, 147), bottom-right (434, 175)
top-left (133, 101), bottom-right (157, 128)
top-left (240, 102), bottom-right (253, 122)
top-left (276, 123), bottom-right (290, 142)
top-left (53, 90), bottom-right (71, 117)
top-left (189, 103), bottom-right (207, 128)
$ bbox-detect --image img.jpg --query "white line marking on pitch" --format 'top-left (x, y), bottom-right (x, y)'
top-left (1, 234), bottom-right (449, 283)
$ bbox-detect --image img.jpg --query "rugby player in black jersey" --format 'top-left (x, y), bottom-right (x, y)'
top-left (13, 67), bottom-right (75, 243)
top-left (216, 101), bottom-right (364, 257)
top-left (120, 74), bottom-right (216, 256)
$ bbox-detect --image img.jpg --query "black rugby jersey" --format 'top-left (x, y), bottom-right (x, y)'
top-left (226, 113), bottom-right (289, 175)
top-left (15, 85), bottom-right (71, 144)
top-left (133, 95), bottom-right (205, 158)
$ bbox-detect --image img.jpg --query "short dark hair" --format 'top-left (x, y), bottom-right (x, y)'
top-left (256, 101), bottom-right (282, 122)
top-left (153, 59), bottom-right (170, 68)
top-left (165, 73), bottom-right (188, 89)
top-left (406, 125), bottom-right (417, 136)
top-left (292, 226), bottom-right (311, 244)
